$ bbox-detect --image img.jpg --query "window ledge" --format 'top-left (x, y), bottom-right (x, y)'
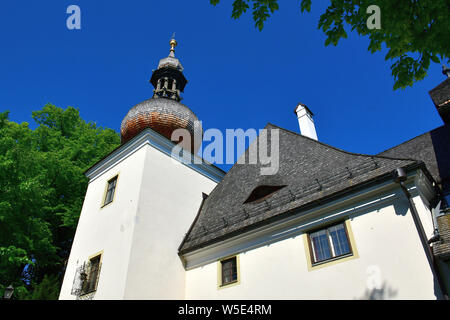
top-left (220, 280), bottom-right (238, 287)
top-left (100, 201), bottom-right (113, 209)
top-left (311, 253), bottom-right (353, 268)
top-left (308, 252), bottom-right (358, 271)
top-left (218, 280), bottom-right (240, 290)
top-left (78, 291), bottom-right (96, 300)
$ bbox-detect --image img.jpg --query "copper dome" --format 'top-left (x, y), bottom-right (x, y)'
top-left (121, 39), bottom-right (202, 153)
top-left (120, 97), bottom-right (202, 153)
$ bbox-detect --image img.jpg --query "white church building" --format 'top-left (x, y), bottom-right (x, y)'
top-left (59, 40), bottom-right (450, 300)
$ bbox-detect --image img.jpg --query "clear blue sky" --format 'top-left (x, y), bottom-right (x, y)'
top-left (0, 1), bottom-right (446, 172)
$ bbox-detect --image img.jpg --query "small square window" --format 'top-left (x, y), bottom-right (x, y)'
top-left (308, 222), bottom-right (352, 265)
top-left (103, 176), bottom-right (118, 206)
top-left (221, 257), bottom-right (238, 286)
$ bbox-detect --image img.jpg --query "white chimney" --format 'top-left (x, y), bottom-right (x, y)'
top-left (294, 103), bottom-right (318, 140)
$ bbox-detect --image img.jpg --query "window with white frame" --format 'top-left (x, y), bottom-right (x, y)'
top-left (308, 222), bottom-right (352, 264)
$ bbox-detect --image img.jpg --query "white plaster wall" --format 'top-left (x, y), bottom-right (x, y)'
top-left (59, 146), bottom-right (148, 300)
top-left (412, 190), bottom-right (435, 239)
top-left (123, 145), bottom-right (218, 299)
top-left (185, 194), bottom-right (440, 300)
top-left (59, 141), bottom-right (219, 300)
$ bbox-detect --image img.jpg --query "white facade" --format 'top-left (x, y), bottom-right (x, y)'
top-left (59, 129), bottom-right (223, 300)
top-left (59, 128), bottom-right (443, 300)
top-left (184, 175), bottom-right (440, 300)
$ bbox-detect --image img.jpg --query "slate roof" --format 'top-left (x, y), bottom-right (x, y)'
top-left (429, 78), bottom-right (450, 108)
top-left (178, 124), bottom-right (421, 254)
top-left (429, 77), bottom-right (450, 123)
top-left (379, 123), bottom-right (450, 190)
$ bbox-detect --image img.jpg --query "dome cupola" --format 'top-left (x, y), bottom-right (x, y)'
top-left (120, 38), bottom-right (202, 153)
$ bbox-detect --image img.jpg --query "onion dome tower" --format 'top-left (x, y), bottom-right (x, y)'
top-left (121, 39), bottom-right (202, 153)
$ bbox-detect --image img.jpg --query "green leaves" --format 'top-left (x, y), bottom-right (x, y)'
top-left (0, 111), bottom-right (9, 129)
top-left (252, 0), bottom-right (279, 31)
top-left (300, 0), bottom-right (312, 13)
top-left (231, 0), bottom-right (250, 20)
top-left (0, 246), bottom-right (33, 267)
top-left (313, 0), bottom-right (449, 89)
top-left (213, 0), bottom-right (280, 31)
top-left (24, 274), bottom-right (61, 300)
top-left (211, 0), bottom-right (450, 89)
top-left (430, 55), bottom-right (440, 64)
top-left (0, 104), bottom-right (120, 299)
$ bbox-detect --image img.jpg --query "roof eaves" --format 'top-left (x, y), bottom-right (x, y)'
top-left (83, 127), bottom-right (227, 178)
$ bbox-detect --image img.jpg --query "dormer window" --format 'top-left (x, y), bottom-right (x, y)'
top-left (243, 185), bottom-right (286, 204)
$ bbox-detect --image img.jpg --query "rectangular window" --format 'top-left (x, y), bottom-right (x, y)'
top-left (81, 254), bottom-right (102, 295)
top-left (103, 176), bottom-right (118, 206)
top-left (308, 222), bottom-right (352, 264)
top-left (221, 257), bottom-right (238, 286)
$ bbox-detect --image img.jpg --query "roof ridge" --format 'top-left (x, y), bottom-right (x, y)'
top-left (265, 122), bottom-right (420, 163)
top-left (377, 124), bottom-right (448, 156)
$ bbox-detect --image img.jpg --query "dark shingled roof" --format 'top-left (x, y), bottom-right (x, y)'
top-left (429, 78), bottom-right (450, 108)
top-left (179, 124), bottom-right (419, 254)
top-left (379, 123), bottom-right (450, 190)
top-left (429, 77), bottom-right (450, 123)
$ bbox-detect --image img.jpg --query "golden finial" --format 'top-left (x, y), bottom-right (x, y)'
top-left (169, 33), bottom-right (177, 56)
top-left (170, 39), bottom-right (177, 49)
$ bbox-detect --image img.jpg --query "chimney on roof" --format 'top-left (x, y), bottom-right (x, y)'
top-left (294, 103), bottom-right (318, 140)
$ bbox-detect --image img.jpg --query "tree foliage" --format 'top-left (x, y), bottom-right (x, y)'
top-left (210, 0), bottom-right (450, 89)
top-left (0, 105), bottom-right (120, 299)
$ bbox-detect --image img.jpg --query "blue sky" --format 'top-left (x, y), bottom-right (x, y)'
top-left (0, 1), bottom-right (446, 172)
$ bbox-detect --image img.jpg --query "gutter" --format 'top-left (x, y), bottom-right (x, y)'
top-left (393, 167), bottom-right (449, 300)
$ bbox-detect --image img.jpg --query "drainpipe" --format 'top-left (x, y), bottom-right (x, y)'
top-left (393, 168), bottom-right (448, 300)
top-left (428, 201), bottom-right (442, 245)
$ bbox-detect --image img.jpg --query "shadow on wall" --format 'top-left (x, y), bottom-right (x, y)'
top-left (393, 195), bottom-right (409, 216)
top-left (356, 279), bottom-right (443, 300)
top-left (358, 282), bottom-right (398, 300)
